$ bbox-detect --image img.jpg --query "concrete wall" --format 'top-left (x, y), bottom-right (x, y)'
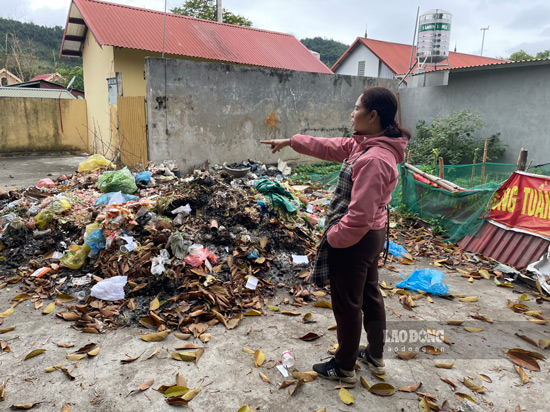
top-left (399, 63), bottom-right (550, 164)
top-left (145, 57), bottom-right (397, 171)
top-left (0, 98), bottom-right (87, 153)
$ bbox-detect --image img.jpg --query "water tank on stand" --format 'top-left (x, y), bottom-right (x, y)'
top-left (417, 9), bottom-right (452, 67)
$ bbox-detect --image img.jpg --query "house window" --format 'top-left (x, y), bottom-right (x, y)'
top-left (357, 61), bottom-right (365, 76)
top-left (1, 77), bottom-right (7, 86)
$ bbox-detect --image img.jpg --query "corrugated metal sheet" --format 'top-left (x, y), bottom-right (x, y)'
top-left (458, 221), bottom-right (549, 269)
top-left (331, 37), bottom-right (508, 76)
top-left (0, 87), bottom-right (76, 99)
top-left (61, 0), bottom-right (332, 74)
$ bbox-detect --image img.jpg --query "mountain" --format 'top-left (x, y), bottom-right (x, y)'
top-left (300, 37), bottom-right (349, 68)
top-left (0, 17), bottom-right (81, 82)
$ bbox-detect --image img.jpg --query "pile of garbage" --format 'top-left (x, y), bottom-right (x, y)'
top-left (0, 155), bottom-right (332, 334)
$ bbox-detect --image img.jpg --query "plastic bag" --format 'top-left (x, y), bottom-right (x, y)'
top-left (34, 209), bottom-right (53, 229)
top-left (396, 269), bottom-right (449, 296)
top-left (37, 178), bottom-right (55, 188)
top-left (95, 191), bottom-right (139, 206)
top-left (98, 167), bottom-right (137, 194)
top-left (78, 154), bottom-right (113, 173)
top-left (60, 244), bottom-right (91, 269)
top-left (135, 171), bottom-right (152, 185)
top-left (85, 229), bottom-right (105, 254)
top-left (169, 232), bottom-right (191, 260)
top-left (90, 275), bottom-right (127, 301)
top-left (184, 244), bottom-right (218, 268)
top-left (51, 198), bottom-right (72, 213)
top-left (386, 240), bottom-right (408, 258)
top-left (151, 249), bottom-right (171, 275)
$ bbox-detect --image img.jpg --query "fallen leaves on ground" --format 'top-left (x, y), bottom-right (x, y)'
top-left (254, 349), bottom-right (265, 367)
top-left (338, 387), bottom-right (354, 404)
top-left (368, 383), bottom-right (396, 396)
top-left (24, 349), bottom-right (45, 361)
top-left (139, 330), bottom-right (170, 342)
top-left (128, 378), bottom-right (154, 396)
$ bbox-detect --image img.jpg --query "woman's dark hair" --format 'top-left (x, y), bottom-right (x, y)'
top-left (360, 87), bottom-right (411, 139)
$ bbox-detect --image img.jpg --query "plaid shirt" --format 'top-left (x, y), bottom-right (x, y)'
top-left (311, 148), bottom-right (369, 285)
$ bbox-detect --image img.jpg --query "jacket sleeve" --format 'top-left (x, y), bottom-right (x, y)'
top-left (326, 157), bottom-right (393, 248)
top-left (290, 134), bottom-right (352, 163)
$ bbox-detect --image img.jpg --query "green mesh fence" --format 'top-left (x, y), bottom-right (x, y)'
top-left (295, 162), bottom-right (550, 243)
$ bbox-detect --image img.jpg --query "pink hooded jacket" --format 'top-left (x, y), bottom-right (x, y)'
top-left (290, 133), bottom-right (408, 249)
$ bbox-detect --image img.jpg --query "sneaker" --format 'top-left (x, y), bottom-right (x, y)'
top-left (357, 348), bottom-right (386, 375)
top-left (312, 358), bottom-right (357, 384)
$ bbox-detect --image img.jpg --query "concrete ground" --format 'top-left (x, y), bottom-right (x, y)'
top-left (1, 257), bottom-right (549, 412)
top-left (1, 154), bottom-right (89, 191)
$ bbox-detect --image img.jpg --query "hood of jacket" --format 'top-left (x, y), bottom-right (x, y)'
top-left (352, 134), bottom-right (408, 164)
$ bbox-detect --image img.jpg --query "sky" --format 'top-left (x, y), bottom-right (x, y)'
top-left (1, 0), bottom-right (549, 58)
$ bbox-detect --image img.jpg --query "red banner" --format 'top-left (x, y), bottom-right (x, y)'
top-left (489, 171), bottom-right (550, 238)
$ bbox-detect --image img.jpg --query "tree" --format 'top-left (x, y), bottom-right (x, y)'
top-left (508, 50), bottom-right (534, 61)
top-left (171, 0), bottom-right (252, 26)
top-left (59, 66), bottom-right (84, 91)
top-left (300, 37), bottom-right (349, 68)
top-left (535, 50), bottom-right (550, 59)
top-left (408, 109), bottom-right (506, 165)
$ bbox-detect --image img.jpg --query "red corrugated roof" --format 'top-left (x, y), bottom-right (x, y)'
top-left (458, 221), bottom-right (549, 269)
top-left (62, 0), bottom-right (331, 74)
top-left (30, 74), bottom-right (54, 81)
top-left (331, 37), bottom-right (508, 75)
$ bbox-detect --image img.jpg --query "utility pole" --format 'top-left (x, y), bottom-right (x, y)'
top-left (480, 26), bottom-right (489, 56)
top-left (216, 0), bottom-right (222, 22)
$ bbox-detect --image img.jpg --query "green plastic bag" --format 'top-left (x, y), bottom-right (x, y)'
top-left (35, 209), bottom-right (53, 229)
top-left (254, 179), bottom-right (298, 213)
top-left (98, 167), bottom-right (137, 194)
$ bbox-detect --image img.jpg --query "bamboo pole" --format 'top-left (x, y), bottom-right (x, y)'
top-left (525, 160), bottom-right (534, 172)
top-left (438, 157), bottom-right (444, 179)
top-left (404, 163), bottom-right (459, 193)
top-left (406, 150), bottom-right (412, 163)
top-left (471, 148), bottom-right (479, 188)
top-left (396, 92), bottom-right (403, 127)
top-left (480, 139), bottom-right (489, 184)
top-left (516, 147), bottom-right (528, 171)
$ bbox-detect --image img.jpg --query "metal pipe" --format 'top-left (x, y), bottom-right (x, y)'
top-left (162, 0), bottom-right (167, 58)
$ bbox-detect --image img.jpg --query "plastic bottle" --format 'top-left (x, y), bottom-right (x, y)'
top-left (281, 350), bottom-right (295, 369)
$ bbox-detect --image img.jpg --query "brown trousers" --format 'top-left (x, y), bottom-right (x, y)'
top-left (329, 228), bottom-right (386, 371)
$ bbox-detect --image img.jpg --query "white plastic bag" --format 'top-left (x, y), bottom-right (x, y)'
top-left (90, 275), bottom-right (127, 301)
top-left (151, 249), bottom-right (171, 275)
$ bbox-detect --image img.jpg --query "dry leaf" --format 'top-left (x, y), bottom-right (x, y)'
top-left (312, 291), bottom-right (326, 297)
top-left (314, 300), bottom-right (332, 309)
top-left (139, 330), bottom-right (170, 342)
top-left (238, 406), bottom-right (252, 412)
top-left (291, 371), bottom-right (318, 382)
top-left (339, 387), bottom-right (354, 404)
top-left (242, 347), bottom-right (255, 354)
top-left (514, 365), bottom-right (530, 385)
top-left (174, 333), bottom-right (191, 340)
top-left (539, 339), bottom-right (550, 349)
top-left (334, 384), bottom-right (355, 389)
top-left (10, 402), bottom-right (41, 409)
top-left (360, 376), bottom-right (370, 390)
top-left (87, 347), bottom-right (100, 356)
top-left (459, 296), bottom-right (479, 303)
top-left (420, 346), bottom-right (442, 355)
top-left (303, 313), bottom-right (315, 323)
top-left (128, 378), bottom-right (154, 396)
top-left (419, 397), bottom-right (431, 412)
top-left (164, 386), bottom-right (189, 398)
top-left (145, 347), bottom-right (161, 360)
top-left (0, 306), bottom-right (14, 318)
top-left (24, 349), bottom-right (45, 360)
top-left (254, 349), bottom-right (265, 367)
top-left (446, 320), bottom-right (464, 326)
top-left (66, 354), bottom-right (85, 361)
top-left (0, 327), bottom-right (15, 334)
top-left (463, 378), bottom-right (487, 393)
top-left (298, 332), bottom-right (321, 342)
top-left (259, 372), bottom-right (271, 384)
top-left (289, 379), bottom-right (304, 397)
top-left (56, 294), bottom-right (75, 303)
top-left (369, 383), bottom-right (396, 396)
top-left (244, 309), bottom-right (261, 316)
top-left (0, 381), bottom-right (5, 401)
top-left (199, 333), bottom-right (211, 343)
top-left (399, 382), bottom-right (422, 392)
top-left (327, 325), bottom-right (337, 330)
top-left (279, 380), bottom-right (296, 389)
top-left (121, 353), bottom-right (142, 363)
top-left (56, 342), bottom-right (74, 348)
top-left (479, 374), bottom-right (492, 383)
top-left (515, 333), bottom-right (539, 348)
top-left (464, 326), bottom-right (483, 333)
top-left (441, 377), bottom-right (457, 390)
top-left (435, 363), bottom-right (454, 369)
top-left (426, 296), bottom-right (434, 303)
top-left (172, 351), bottom-right (196, 362)
top-left (397, 351), bottom-right (417, 360)
top-left (182, 387), bottom-right (200, 401)
top-left (42, 302), bottom-right (55, 315)
top-left (61, 403), bottom-right (71, 412)
top-left (267, 305), bottom-right (280, 311)
top-left (149, 297), bottom-right (160, 311)
top-left (176, 373), bottom-right (187, 387)
top-left (194, 348), bottom-right (204, 364)
top-left (506, 349), bottom-right (541, 371)
top-left (281, 311), bottom-right (301, 316)
top-left (45, 363), bottom-right (62, 372)
top-left (455, 392), bottom-right (476, 403)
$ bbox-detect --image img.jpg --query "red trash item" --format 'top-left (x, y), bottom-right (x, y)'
top-left (184, 248), bottom-right (218, 267)
top-left (37, 178), bottom-right (55, 188)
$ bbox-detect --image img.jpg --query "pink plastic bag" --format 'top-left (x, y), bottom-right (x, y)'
top-left (184, 244), bottom-right (218, 267)
top-left (37, 178), bottom-right (55, 188)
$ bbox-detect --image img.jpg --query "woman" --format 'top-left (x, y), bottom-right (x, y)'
top-left (261, 86), bottom-right (409, 383)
